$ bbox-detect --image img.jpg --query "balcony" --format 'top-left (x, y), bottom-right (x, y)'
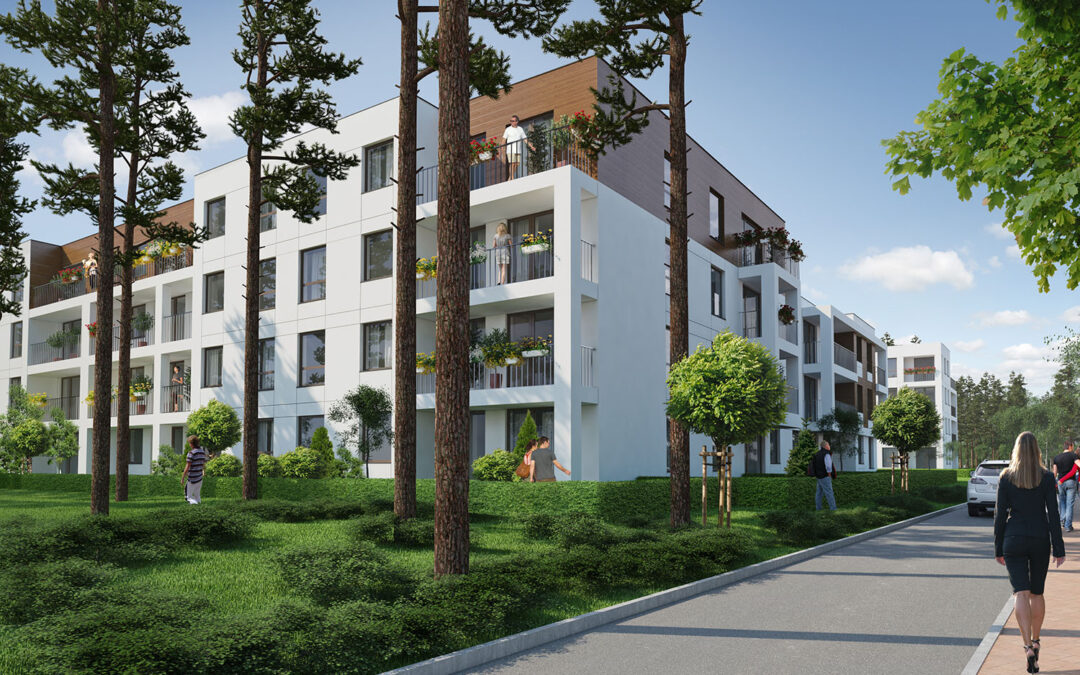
top-left (89, 323), bottom-right (156, 355)
top-left (877, 366), bottom-right (886, 383)
top-left (416, 352), bottom-right (555, 395)
top-left (581, 346), bottom-right (596, 387)
top-left (87, 390), bottom-right (154, 418)
top-left (581, 240), bottom-right (597, 283)
top-left (833, 343), bottom-right (856, 372)
top-left (417, 243), bottom-right (554, 300)
top-left (415, 125), bottom-right (595, 206)
top-left (804, 340), bottom-right (818, 365)
top-left (28, 338), bottom-right (80, 366)
top-left (738, 243), bottom-right (800, 278)
top-left (779, 320), bottom-right (797, 345)
top-left (161, 312), bottom-right (192, 343)
top-left (45, 395), bottom-right (79, 421)
top-left (159, 385), bottom-right (190, 413)
top-left (29, 249), bottom-right (193, 309)
top-left (741, 310), bottom-right (760, 339)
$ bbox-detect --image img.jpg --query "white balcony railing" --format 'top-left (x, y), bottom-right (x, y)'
top-left (581, 240), bottom-right (597, 283)
top-left (416, 351), bottom-right (555, 395)
top-left (417, 242), bottom-right (554, 300)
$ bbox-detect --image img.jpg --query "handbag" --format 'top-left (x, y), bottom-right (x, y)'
top-left (515, 450), bottom-right (532, 479)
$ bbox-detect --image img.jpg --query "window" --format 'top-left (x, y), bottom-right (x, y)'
top-left (300, 247), bottom-right (326, 302)
top-left (363, 321), bottom-right (391, 371)
top-left (363, 230), bottom-right (393, 281)
top-left (307, 169), bottom-right (327, 216)
top-left (888, 387), bottom-right (897, 398)
top-left (204, 271), bottom-right (224, 313)
top-left (506, 407), bottom-right (554, 450)
top-left (259, 188), bottom-right (277, 231)
top-left (129, 428), bottom-right (144, 464)
top-left (259, 259), bottom-right (276, 310)
top-left (258, 338), bottom-right (275, 390)
top-left (10, 321), bottom-right (22, 358)
top-left (364, 140), bottom-right (394, 193)
top-left (710, 267), bottom-right (724, 318)
top-left (202, 346), bottom-right (223, 387)
top-left (664, 240), bottom-right (671, 297)
top-left (257, 419), bottom-right (273, 455)
top-left (770, 429), bottom-right (780, 465)
top-left (9, 376), bottom-right (21, 392)
top-left (709, 190), bottom-right (724, 240)
top-left (205, 197), bottom-right (226, 238)
top-left (663, 153), bottom-right (671, 209)
top-left (297, 415), bottom-right (325, 448)
top-left (170, 426), bottom-right (185, 454)
top-left (887, 357), bottom-right (896, 378)
top-left (857, 436), bottom-right (865, 464)
top-left (299, 331), bottom-right (325, 386)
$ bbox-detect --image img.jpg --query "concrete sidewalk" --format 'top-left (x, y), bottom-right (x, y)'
top-left (467, 508), bottom-right (1007, 674)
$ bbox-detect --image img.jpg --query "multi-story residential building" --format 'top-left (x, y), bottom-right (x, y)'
top-left (882, 341), bottom-right (958, 468)
top-left (0, 58), bottom-right (889, 479)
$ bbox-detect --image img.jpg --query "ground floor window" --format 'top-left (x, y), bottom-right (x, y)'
top-left (298, 415), bottom-right (325, 448)
top-left (171, 426), bottom-right (186, 454)
top-left (507, 407), bottom-right (553, 451)
top-left (129, 428), bottom-right (144, 464)
top-left (469, 411), bottom-right (485, 474)
top-left (745, 437), bottom-right (762, 474)
top-left (769, 429), bottom-right (780, 465)
top-left (258, 419), bottom-right (273, 455)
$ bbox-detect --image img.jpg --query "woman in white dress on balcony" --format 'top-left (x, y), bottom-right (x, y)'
top-left (493, 221), bottom-right (512, 285)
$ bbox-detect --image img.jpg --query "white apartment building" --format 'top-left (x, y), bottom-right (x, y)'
top-left (0, 59), bottom-right (893, 479)
top-left (883, 341), bottom-right (958, 468)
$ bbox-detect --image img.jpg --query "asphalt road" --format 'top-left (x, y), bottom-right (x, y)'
top-left (466, 508), bottom-right (1009, 675)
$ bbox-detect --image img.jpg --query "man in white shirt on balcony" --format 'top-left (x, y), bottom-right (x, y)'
top-left (502, 115), bottom-right (532, 180)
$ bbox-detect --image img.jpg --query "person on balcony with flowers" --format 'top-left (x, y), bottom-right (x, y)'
top-left (502, 115), bottom-right (534, 180)
top-left (82, 251), bottom-right (98, 291)
top-left (493, 221), bottom-right (512, 285)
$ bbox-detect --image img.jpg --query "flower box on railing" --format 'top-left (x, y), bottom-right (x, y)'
top-left (520, 230), bottom-right (552, 255)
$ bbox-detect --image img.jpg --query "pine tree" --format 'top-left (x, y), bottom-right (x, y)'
top-left (0, 74), bottom-right (33, 321)
top-left (785, 429), bottom-right (818, 477)
top-left (512, 410), bottom-right (539, 461)
top-left (231, 0), bottom-right (361, 500)
top-left (545, 0), bottom-right (703, 528)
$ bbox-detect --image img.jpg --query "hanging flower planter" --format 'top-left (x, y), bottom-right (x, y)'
top-left (416, 256), bottom-right (437, 281)
top-left (520, 230), bottom-right (552, 255)
top-left (469, 137), bottom-right (498, 164)
top-left (416, 352), bottom-right (436, 375)
top-left (503, 356), bottom-right (521, 366)
top-left (519, 335), bottom-right (552, 358)
top-left (778, 304), bottom-right (796, 325)
top-left (470, 242), bottom-right (488, 265)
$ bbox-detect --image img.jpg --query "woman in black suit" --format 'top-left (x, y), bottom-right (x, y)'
top-left (995, 431), bottom-right (1066, 673)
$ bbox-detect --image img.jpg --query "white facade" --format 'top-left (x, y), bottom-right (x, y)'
top-left (883, 341), bottom-right (958, 469)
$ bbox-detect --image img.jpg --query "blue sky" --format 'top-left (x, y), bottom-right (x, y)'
top-left (4, 0), bottom-right (1072, 392)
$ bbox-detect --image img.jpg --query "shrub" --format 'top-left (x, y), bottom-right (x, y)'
top-left (279, 447), bottom-right (330, 479)
top-left (276, 541), bottom-right (415, 606)
top-left (311, 427), bottom-right (334, 463)
top-left (760, 510), bottom-right (845, 546)
top-left (151, 508), bottom-right (256, 548)
top-left (512, 412), bottom-right (539, 459)
top-left (607, 528), bottom-right (751, 585)
top-left (257, 453), bottom-right (283, 477)
top-left (393, 518), bottom-right (435, 548)
top-left (914, 482), bottom-right (966, 504)
top-left (205, 453), bottom-right (243, 477)
top-left (186, 399), bottom-right (242, 456)
top-left (349, 511), bottom-right (397, 544)
top-left (471, 449), bottom-right (519, 481)
top-left (785, 429), bottom-right (818, 476)
top-left (522, 512), bottom-right (556, 539)
top-left (151, 444), bottom-right (183, 476)
top-left (554, 512), bottom-right (613, 549)
top-left (873, 492), bottom-right (936, 517)
top-left (0, 558), bottom-right (118, 624)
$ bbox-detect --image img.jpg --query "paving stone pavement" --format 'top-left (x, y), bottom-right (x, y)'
top-left (465, 508), bottom-right (1007, 675)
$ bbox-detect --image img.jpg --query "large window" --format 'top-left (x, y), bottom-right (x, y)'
top-left (205, 197), bottom-right (226, 239)
top-left (204, 271), bottom-right (224, 313)
top-left (307, 169), bottom-right (327, 216)
top-left (364, 140), bottom-right (393, 193)
top-left (710, 267), bottom-right (724, 318)
top-left (9, 376), bottom-right (21, 392)
top-left (202, 346), bottom-right (223, 387)
top-left (10, 321), bottom-right (21, 358)
top-left (130, 428), bottom-right (144, 464)
top-left (363, 321), bottom-right (391, 371)
top-left (663, 153), bottom-right (671, 209)
top-left (297, 415), bottom-right (325, 448)
top-left (170, 426), bottom-right (185, 454)
top-left (887, 357), bottom-right (897, 378)
top-left (770, 429), bottom-right (780, 465)
top-left (299, 331), bottom-right (325, 386)
top-left (259, 188), bottom-right (277, 231)
top-left (258, 338), bottom-right (275, 390)
top-left (300, 247), bottom-right (326, 303)
top-left (363, 230), bottom-right (393, 281)
top-left (709, 190), bottom-right (724, 240)
top-left (257, 419), bottom-right (273, 455)
top-left (259, 259), bottom-right (276, 310)
top-left (507, 407), bottom-right (554, 450)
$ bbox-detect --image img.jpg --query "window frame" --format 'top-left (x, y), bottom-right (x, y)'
top-left (257, 418), bottom-right (273, 455)
top-left (298, 330), bottom-right (326, 387)
top-left (299, 246), bottom-right (327, 303)
top-left (710, 266), bottom-right (724, 318)
top-left (258, 338), bottom-right (275, 391)
top-left (363, 320), bottom-right (392, 371)
top-left (297, 415), bottom-right (325, 447)
top-left (258, 258), bottom-right (276, 310)
top-left (306, 169), bottom-right (327, 216)
top-left (259, 188), bottom-right (277, 232)
top-left (663, 152), bottom-right (671, 209)
top-left (203, 271), bottom-right (225, 314)
top-left (363, 229), bottom-right (393, 281)
top-left (709, 189), bottom-right (725, 240)
top-left (363, 139), bottom-right (394, 193)
top-left (202, 346), bottom-right (223, 388)
top-left (10, 321), bottom-right (22, 358)
top-left (205, 196), bottom-right (226, 239)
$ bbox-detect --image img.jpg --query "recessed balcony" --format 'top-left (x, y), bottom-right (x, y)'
top-left (416, 353), bottom-right (555, 396)
top-left (416, 244), bottom-right (554, 300)
top-left (28, 337), bottom-right (80, 366)
top-left (29, 249), bottom-right (193, 310)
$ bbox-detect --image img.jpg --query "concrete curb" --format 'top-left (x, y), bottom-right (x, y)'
top-left (961, 594), bottom-right (1015, 675)
top-left (385, 503), bottom-right (965, 675)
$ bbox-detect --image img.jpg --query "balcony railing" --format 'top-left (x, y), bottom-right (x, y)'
top-left (89, 322), bottom-right (155, 355)
top-left (28, 338), bottom-right (80, 365)
top-left (833, 343), bottom-right (856, 372)
top-left (45, 395), bottom-right (79, 420)
top-left (877, 366), bottom-right (886, 384)
top-left (581, 240), bottom-right (597, 283)
top-left (738, 243), bottom-right (800, 278)
top-left (416, 125), bottom-right (595, 205)
top-left (88, 390), bottom-right (154, 418)
top-left (779, 320), bottom-right (797, 344)
top-left (741, 310), bottom-right (760, 339)
top-left (159, 385), bottom-right (189, 413)
top-left (905, 372), bottom-right (935, 383)
top-left (161, 312), bottom-right (192, 342)
top-left (416, 351), bottom-right (555, 395)
top-left (417, 243), bottom-right (554, 300)
top-left (581, 346), bottom-right (596, 387)
top-left (804, 340), bottom-right (818, 365)
top-left (29, 249), bottom-right (193, 309)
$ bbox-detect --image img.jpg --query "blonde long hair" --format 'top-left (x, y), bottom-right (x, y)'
top-left (1003, 431), bottom-right (1044, 489)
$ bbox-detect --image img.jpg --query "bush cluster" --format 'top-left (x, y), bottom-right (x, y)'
top-left (913, 482), bottom-right (966, 504)
top-left (760, 491), bottom-right (939, 546)
top-left (348, 511), bottom-right (435, 548)
top-left (276, 541), bottom-right (416, 606)
top-left (204, 453), bottom-right (243, 478)
top-left (211, 498), bottom-right (371, 523)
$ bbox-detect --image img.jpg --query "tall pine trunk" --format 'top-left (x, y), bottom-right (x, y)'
top-left (91, 0), bottom-right (117, 516)
top-left (667, 13), bottom-right (690, 528)
top-left (433, 0), bottom-right (470, 576)
top-left (394, 0), bottom-right (418, 520)
top-left (241, 7), bottom-right (267, 501)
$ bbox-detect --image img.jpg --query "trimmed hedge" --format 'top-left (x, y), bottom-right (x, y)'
top-left (0, 469), bottom-right (960, 517)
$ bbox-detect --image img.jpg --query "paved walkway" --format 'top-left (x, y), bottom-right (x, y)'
top-left (979, 514), bottom-right (1080, 674)
top-left (467, 508), bottom-right (1008, 674)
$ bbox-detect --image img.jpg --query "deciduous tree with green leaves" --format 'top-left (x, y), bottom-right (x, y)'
top-left (329, 385), bottom-right (392, 479)
top-left (885, 0), bottom-right (1080, 291)
top-left (545, 0), bottom-right (702, 528)
top-left (44, 407), bottom-right (79, 472)
top-left (231, 0), bottom-right (361, 500)
top-left (871, 388), bottom-right (941, 491)
top-left (666, 331), bottom-right (787, 477)
top-left (186, 400), bottom-right (242, 459)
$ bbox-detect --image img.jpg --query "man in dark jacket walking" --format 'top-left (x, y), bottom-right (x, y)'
top-left (812, 441), bottom-right (837, 511)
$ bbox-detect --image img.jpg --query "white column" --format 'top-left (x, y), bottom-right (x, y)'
top-left (553, 172), bottom-right (582, 480)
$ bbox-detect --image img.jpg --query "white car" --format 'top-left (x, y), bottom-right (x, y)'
top-left (967, 460), bottom-right (1010, 517)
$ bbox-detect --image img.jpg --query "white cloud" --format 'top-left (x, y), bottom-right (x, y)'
top-left (802, 284), bottom-right (826, 303)
top-left (985, 223), bottom-right (1012, 240)
top-left (1063, 306), bottom-right (1080, 323)
top-left (61, 131), bottom-right (96, 167)
top-left (187, 91), bottom-right (244, 145)
top-left (1006, 244), bottom-right (1022, 260)
top-left (977, 310), bottom-right (1033, 327)
top-left (952, 339), bottom-right (985, 353)
top-left (952, 362), bottom-right (983, 379)
top-left (1000, 343), bottom-right (1058, 392)
top-left (987, 256), bottom-right (1002, 269)
top-left (839, 246), bottom-right (974, 292)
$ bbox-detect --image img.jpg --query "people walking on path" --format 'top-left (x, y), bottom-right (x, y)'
top-left (1052, 440), bottom-right (1079, 532)
top-left (994, 431), bottom-right (1066, 673)
top-left (181, 435), bottom-right (207, 505)
top-left (529, 436), bottom-right (569, 483)
top-left (811, 441), bottom-right (837, 511)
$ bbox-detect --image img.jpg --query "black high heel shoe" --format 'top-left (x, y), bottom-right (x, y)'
top-left (1032, 638), bottom-right (1041, 661)
top-left (1024, 644), bottom-right (1038, 673)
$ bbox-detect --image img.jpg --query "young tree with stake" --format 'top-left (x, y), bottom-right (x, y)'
top-left (328, 385), bottom-right (393, 479)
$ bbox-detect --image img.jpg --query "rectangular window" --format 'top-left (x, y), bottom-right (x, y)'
top-left (130, 428), bottom-right (144, 464)
top-left (709, 190), bottom-right (724, 240)
top-left (364, 140), bottom-right (394, 193)
top-left (9, 376), bottom-right (21, 392)
top-left (257, 419), bottom-right (273, 455)
top-left (10, 321), bottom-right (22, 358)
top-left (297, 415), bottom-right (325, 448)
top-left (258, 338), bottom-right (275, 390)
top-left (770, 429), bottom-right (780, 465)
top-left (259, 188), bottom-right (277, 231)
top-left (663, 153), bottom-right (671, 209)
top-left (664, 240), bottom-right (670, 296)
top-left (258, 259), bottom-right (276, 310)
top-left (363, 321), bottom-right (391, 371)
top-left (202, 346), bottom-right (223, 387)
top-left (299, 330), bottom-right (325, 386)
top-left (710, 267), bottom-right (724, 318)
top-left (170, 426), bottom-right (185, 454)
top-left (205, 197), bottom-right (226, 238)
top-left (889, 387), bottom-right (897, 398)
top-left (363, 230), bottom-right (393, 281)
top-left (887, 358), bottom-right (896, 378)
top-left (307, 169), bottom-right (327, 216)
top-left (857, 436), bottom-right (865, 464)
top-left (203, 271), bottom-right (224, 313)
top-left (300, 246), bottom-right (326, 303)
top-left (506, 407), bottom-right (554, 450)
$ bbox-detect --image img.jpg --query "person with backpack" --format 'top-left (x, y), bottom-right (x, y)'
top-left (181, 435), bottom-right (207, 505)
top-left (811, 441), bottom-right (837, 511)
